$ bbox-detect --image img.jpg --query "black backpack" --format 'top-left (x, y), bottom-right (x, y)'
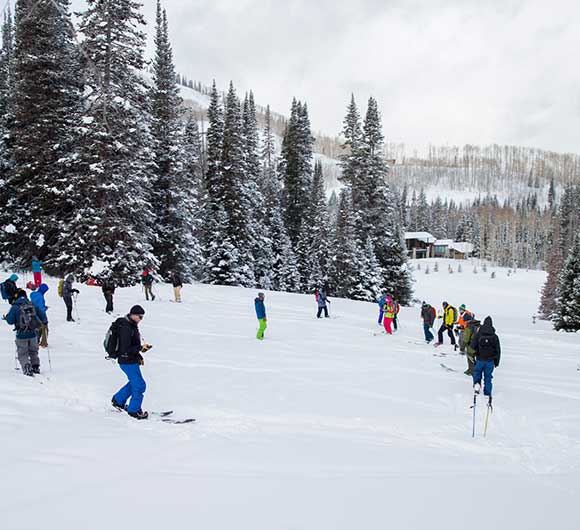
top-left (18, 300), bottom-right (41, 332)
top-left (104, 318), bottom-right (124, 359)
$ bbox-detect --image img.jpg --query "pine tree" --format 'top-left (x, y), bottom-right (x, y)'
top-left (65, 0), bottom-right (155, 284)
top-left (5, 0), bottom-right (84, 270)
top-left (149, 0), bottom-right (184, 277)
top-left (221, 81), bottom-right (254, 286)
top-left (172, 114), bottom-right (204, 280)
top-left (201, 81), bottom-right (227, 284)
top-left (280, 99), bottom-right (313, 244)
top-left (298, 160), bottom-right (331, 290)
top-left (553, 236), bottom-right (580, 331)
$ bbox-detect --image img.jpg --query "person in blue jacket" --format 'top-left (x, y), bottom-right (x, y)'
top-left (112, 305), bottom-right (151, 419)
top-left (4, 289), bottom-right (47, 376)
top-left (31, 256), bottom-right (43, 287)
top-left (255, 292), bottom-right (267, 340)
top-left (30, 283), bottom-right (50, 347)
top-left (377, 293), bottom-right (386, 325)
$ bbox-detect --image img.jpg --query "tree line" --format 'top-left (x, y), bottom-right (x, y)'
top-left (0, 0), bottom-right (412, 304)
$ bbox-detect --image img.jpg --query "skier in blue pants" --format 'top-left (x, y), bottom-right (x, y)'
top-left (470, 316), bottom-right (501, 396)
top-left (111, 305), bottom-right (152, 419)
top-left (377, 294), bottom-right (386, 325)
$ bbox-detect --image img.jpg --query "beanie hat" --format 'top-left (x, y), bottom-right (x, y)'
top-left (9, 274), bottom-right (18, 282)
top-left (442, 301), bottom-right (448, 307)
top-left (130, 305), bottom-right (146, 316)
top-left (459, 304), bottom-right (466, 311)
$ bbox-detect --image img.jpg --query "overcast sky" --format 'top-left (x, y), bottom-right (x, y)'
top-left (68, 0), bottom-right (580, 154)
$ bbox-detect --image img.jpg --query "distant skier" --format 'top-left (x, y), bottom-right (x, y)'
top-left (255, 292), bottom-right (267, 340)
top-left (377, 293), bottom-right (386, 325)
top-left (30, 283), bottom-right (50, 348)
top-left (31, 256), bottom-right (43, 287)
top-left (172, 272), bottom-right (183, 303)
top-left (62, 275), bottom-right (79, 322)
top-left (456, 304), bottom-right (474, 352)
top-left (141, 269), bottom-right (156, 301)
top-left (420, 301), bottom-right (436, 343)
top-left (434, 301), bottom-right (457, 347)
top-left (4, 289), bottom-right (47, 376)
top-left (462, 318), bottom-right (481, 376)
top-left (1, 274), bottom-right (19, 305)
top-left (102, 277), bottom-right (116, 314)
top-left (470, 316), bottom-right (501, 396)
top-left (392, 297), bottom-right (401, 332)
top-left (382, 296), bottom-right (396, 335)
top-left (111, 305), bottom-right (151, 419)
top-left (317, 289), bottom-right (330, 319)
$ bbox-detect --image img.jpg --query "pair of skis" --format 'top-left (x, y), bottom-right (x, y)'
top-left (150, 411), bottom-right (196, 425)
top-left (471, 393), bottom-right (493, 438)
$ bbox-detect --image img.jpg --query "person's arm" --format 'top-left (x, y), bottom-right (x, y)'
top-left (494, 336), bottom-right (501, 366)
top-left (470, 331), bottom-right (480, 353)
top-left (37, 307), bottom-right (48, 325)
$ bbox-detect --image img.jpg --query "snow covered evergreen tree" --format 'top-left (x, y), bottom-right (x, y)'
top-left (280, 99), bottom-right (313, 244)
top-left (4, 0), bottom-right (84, 269)
top-left (297, 160), bottom-right (331, 290)
top-left (149, 0), bottom-right (184, 278)
top-left (221, 82), bottom-right (255, 286)
top-left (553, 236), bottom-right (580, 331)
top-left (172, 114), bottom-right (204, 280)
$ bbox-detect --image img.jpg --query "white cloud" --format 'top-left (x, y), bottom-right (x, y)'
top-left (70, 0), bottom-right (580, 153)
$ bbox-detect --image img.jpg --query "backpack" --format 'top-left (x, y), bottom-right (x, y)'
top-left (17, 300), bottom-right (42, 332)
top-left (104, 318), bottom-right (123, 359)
top-left (57, 279), bottom-right (65, 298)
top-left (0, 281), bottom-right (8, 300)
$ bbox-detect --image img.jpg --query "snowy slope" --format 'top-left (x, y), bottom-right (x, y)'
top-left (1, 263), bottom-right (579, 530)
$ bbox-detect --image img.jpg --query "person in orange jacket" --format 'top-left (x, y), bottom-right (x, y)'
top-left (456, 304), bottom-right (474, 353)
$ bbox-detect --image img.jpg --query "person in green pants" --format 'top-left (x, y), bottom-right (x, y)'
top-left (255, 292), bottom-right (267, 340)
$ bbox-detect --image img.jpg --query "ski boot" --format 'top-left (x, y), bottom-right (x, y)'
top-left (111, 397), bottom-right (127, 411)
top-left (128, 410), bottom-right (149, 420)
top-left (23, 364), bottom-right (34, 377)
top-left (32, 365), bottom-right (41, 375)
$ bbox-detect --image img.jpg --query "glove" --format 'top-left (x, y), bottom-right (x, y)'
top-left (494, 360), bottom-right (499, 368)
top-left (140, 343), bottom-right (152, 353)
top-left (139, 358), bottom-right (145, 366)
top-left (72, 289), bottom-right (80, 294)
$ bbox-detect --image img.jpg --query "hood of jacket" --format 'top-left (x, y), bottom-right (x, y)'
top-left (480, 316), bottom-right (495, 334)
top-left (38, 284), bottom-right (49, 295)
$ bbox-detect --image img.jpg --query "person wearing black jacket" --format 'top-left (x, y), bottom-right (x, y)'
top-left (172, 272), bottom-right (183, 303)
top-left (470, 316), bottom-right (501, 396)
top-left (102, 278), bottom-right (115, 314)
top-left (111, 305), bottom-right (152, 419)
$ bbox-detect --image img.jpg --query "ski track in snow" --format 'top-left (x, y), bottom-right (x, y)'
top-left (0, 260), bottom-right (579, 530)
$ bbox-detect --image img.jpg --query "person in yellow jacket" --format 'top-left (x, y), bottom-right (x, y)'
top-left (434, 301), bottom-right (457, 348)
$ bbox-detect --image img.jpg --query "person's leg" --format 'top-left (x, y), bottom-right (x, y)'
top-left (317, 307), bottom-right (322, 318)
top-left (378, 309), bottom-right (384, 325)
top-left (393, 316), bottom-right (398, 331)
top-left (423, 323), bottom-right (433, 342)
top-left (16, 339), bottom-right (30, 373)
top-left (458, 330), bottom-right (465, 352)
top-left (437, 323), bottom-right (445, 343)
top-left (473, 360), bottom-right (484, 389)
top-left (33, 272), bottom-right (42, 287)
top-left (448, 326), bottom-right (456, 345)
top-left (385, 318), bottom-right (393, 334)
top-left (28, 338), bottom-right (40, 371)
top-left (256, 318), bottom-right (267, 339)
top-left (483, 361), bottom-right (494, 396)
top-left (64, 297), bottom-right (73, 320)
top-left (324, 306), bottom-right (329, 318)
top-left (120, 364), bottom-right (146, 414)
top-left (144, 285), bottom-right (150, 300)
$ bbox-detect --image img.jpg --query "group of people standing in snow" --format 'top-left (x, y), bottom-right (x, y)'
top-left (420, 300), bottom-right (501, 397)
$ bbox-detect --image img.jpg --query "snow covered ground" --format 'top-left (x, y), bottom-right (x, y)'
top-left (1, 261), bottom-right (578, 530)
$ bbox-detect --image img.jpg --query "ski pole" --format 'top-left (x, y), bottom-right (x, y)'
top-left (46, 345), bottom-right (53, 376)
top-left (471, 392), bottom-right (477, 438)
top-left (483, 396), bottom-right (493, 437)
